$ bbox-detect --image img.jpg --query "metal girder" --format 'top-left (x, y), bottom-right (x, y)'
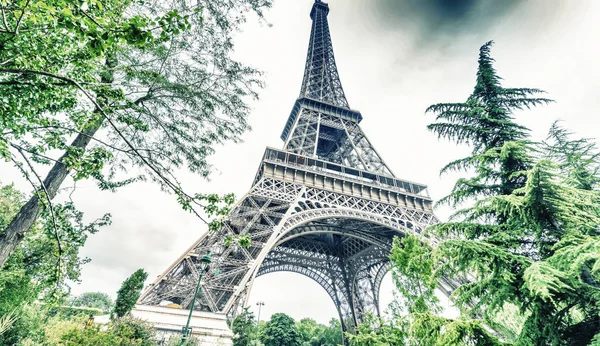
top-left (139, 1), bottom-right (457, 342)
top-left (300, 1), bottom-right (348, 109)
top-left (139, 174), bottom-right (440, 333)
top-left (279, 1), bottom-right (395, 178)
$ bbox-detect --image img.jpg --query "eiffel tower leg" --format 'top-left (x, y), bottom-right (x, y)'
top-left (339, 257), bottom-right (359, 330)
top-left (140, 172), bottom-right (437, 339)
top-left (350, 260), bottom-right (390, 320)
top-left (139, 178), bottom-right (298, 311)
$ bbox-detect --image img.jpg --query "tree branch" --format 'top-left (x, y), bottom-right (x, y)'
top-left (0, 67), bottom-right (210, 224)
top-left (14, 0), bottom-right (30, 34)
top-left (10, 142), bottom-right (62, 165)
top-left (80, 9), bottom-right (103, 28)
top-left (13, 147), bottom-right (63, 256)
top-left (11, 148), bottom-right (65, 289)
top-left (0, 4), bottom-right (10, 32)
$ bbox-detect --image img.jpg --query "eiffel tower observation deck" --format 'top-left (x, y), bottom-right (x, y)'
top-left (140, 0), bottom-right (450, 336)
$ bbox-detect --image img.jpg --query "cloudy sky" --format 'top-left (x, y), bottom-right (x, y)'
top-left (2, 0), bottom-right (599, 325)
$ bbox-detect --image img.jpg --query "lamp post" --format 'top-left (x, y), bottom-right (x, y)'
top-left (180, 250), bottom-right (212, 346)
top-left (256, 301), bottom-right (265, 324)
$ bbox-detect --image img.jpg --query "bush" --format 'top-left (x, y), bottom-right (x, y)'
top-left (15, 314), bottom-right (157, 346)
top-left (46, 305), bottom-right (104, 319)
top-left (57, 316), bottom-right (156, 346)
top-left (60, 324), bottom-right (121, 346)
top-left (0, 305), bottom-right (46, 345)
top-left (111, 316), bottom-right (156, 346)
top-left (165, 335), bottom-right (200, 346)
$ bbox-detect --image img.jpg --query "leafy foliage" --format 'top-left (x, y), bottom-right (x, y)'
top-left (260, 313), bottom-right (301, 346)
top-left (0, 304), bottom-right (47, 346)
top-left (542, 120), bottom-right (600, 191)
top-left (346, 314), bottom-right (405, 346)
top-left (0, 310), bottom-right (17, 336)
top-left (233, 308), bottom-right (258, 346)
top-left (320, 319), bottom-right (344, 346)
top-left (389, 235), bottom-right (439, 315)
top-left (70, 291), bottom-right (114, 313)
top-left (0, 0), bottom-right (273, 268)
top-left (46, 305), bottom-right (103, 320)
top-left (232, 310), bottom-right (342, 346)
top-left (2, 305), bottom-right (192, 346)
top-left (377, 41), bottom-right (600, 345)
top-left (297, 317), bottom-right (343, 346)
top-left (0, 0), bottom-right (271, 340)
top-left (0, 182), bottom-right (107, 343)
top-left (58, 316), bottom-right (156, 346)
top-left (113, 268), bottom-right (148, 319)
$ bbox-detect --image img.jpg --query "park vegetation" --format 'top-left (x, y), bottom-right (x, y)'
top-left (232, 309), bottom-right (343, 346)
top-left (0, 0), bottom-right (270, 344)
top-left (348, 42), bottom-right (600, 345)
top-left (0, 0), bottom-right (270, 268)
top-left (0, 0), bottom-right (597, 344)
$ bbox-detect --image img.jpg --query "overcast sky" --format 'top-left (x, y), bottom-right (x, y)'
top-left (2, 0), bottom-right (599, 325)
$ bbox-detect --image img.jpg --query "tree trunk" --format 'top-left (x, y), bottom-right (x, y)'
top-left (0, 118), bottom-right (105, 267)
top-left (0, 55), bottom-right (116, 268)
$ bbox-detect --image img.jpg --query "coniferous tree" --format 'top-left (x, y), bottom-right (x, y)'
top-left (112, 269), bottom-right (148, 319)
top-left (415, 42), bottom-right (600, 345)
top-left (543, 121), bottom-right (600, 191)
top-left (427, 41), bottom-right (551, 199)
top-left (421, 42), bottom-right (553, 339)
top-left (353, 41), bottom-right (600, 345)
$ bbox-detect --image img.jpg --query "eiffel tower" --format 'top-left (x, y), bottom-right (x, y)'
top-left (140, 0), bottom-right (445, 334)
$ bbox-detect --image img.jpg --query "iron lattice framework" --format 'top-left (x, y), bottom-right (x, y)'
top-left (140, 0), bottom-right (455, 335)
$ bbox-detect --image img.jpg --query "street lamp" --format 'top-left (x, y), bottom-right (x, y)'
top-left (180, 250), bottom-right (212, 346)
top-left (256, 301), bottom-right (265, 324)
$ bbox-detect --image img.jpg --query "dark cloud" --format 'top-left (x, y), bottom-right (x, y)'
top-left (360, 0), bottom-right (521, 40)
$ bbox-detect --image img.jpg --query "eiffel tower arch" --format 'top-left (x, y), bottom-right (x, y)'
top-left (139, 0), bottom-right (447, 335)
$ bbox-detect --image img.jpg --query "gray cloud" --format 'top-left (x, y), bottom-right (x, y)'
top-left (360, 0), bottom-right (521, 39)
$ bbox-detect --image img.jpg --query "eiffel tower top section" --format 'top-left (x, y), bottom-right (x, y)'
top-left (299, 0), bottom-right (349, 108)
top-left (280, 0), bottom-right (399, 179)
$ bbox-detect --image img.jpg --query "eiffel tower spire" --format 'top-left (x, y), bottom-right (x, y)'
top-left (300, 0), bottom-right (349, 108)
top-left (282, 0), bottom-right (395, 177)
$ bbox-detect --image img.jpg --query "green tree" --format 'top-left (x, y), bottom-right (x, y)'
top-left (346, 314), bottom-right (404, 346)
top-left (0, 192), bottom-right (109, 308)
top-left (0, 182), bottom-right (107, 344)
top-left (426, 40), bottom-right (551, 199)
top-left (113, 269), bottom-right (148, 319)
top-left (260, 313), bottom-right (301, 346)
top-left (110, 316), bottom-right (156, 346)
top-left (379, 41), bottom-right (600, 345)
top-left (296, 318), bottom-right (342, 346)
top-left (542, 121), bottom-right (600, 191)
top-left (0, 0), bottom-right (272, 267)
top-left (297, 318), bottom-right (317, 345)
top-left (233, 308), bottom-right (257, 346)
top-left (0, 184), bottom-right (38, 314)
top-left (71, 292), bottom-right (114, 313)
top-left (322, 318), bottom-right (343, 346)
